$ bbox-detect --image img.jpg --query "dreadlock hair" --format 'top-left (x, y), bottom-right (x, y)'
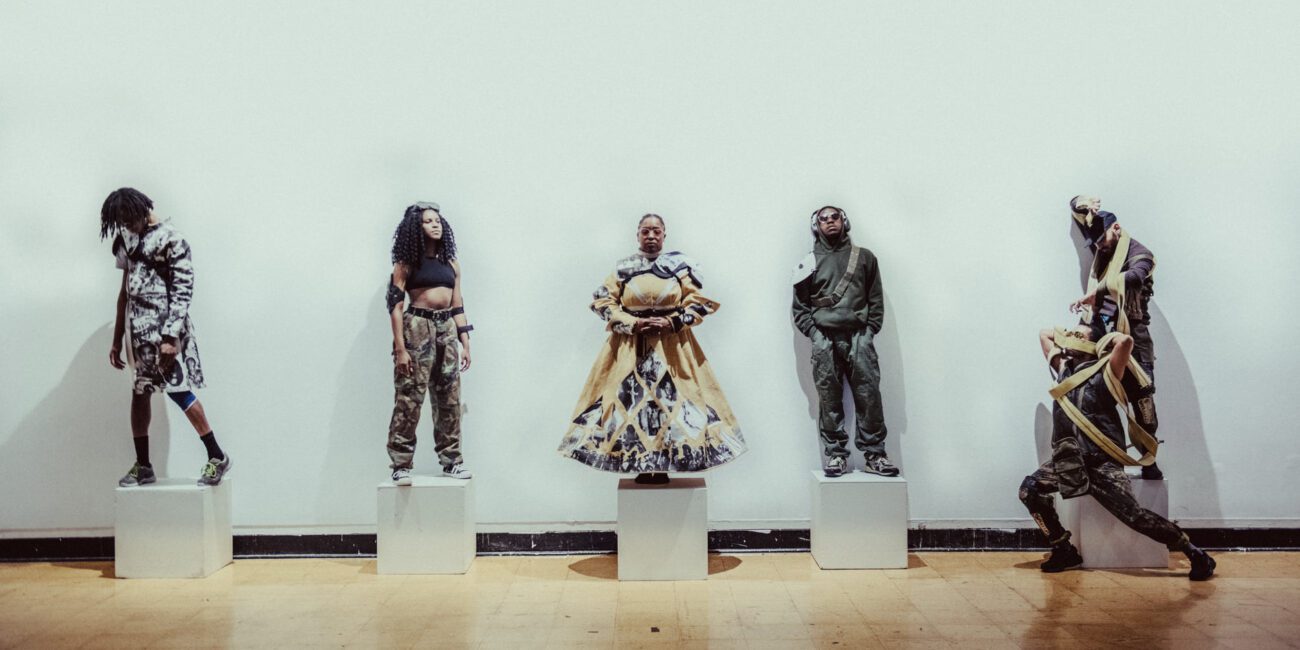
top-left (100, 188), bottom-right (153, 240)
top-left (391, 203), bottom-right (457, 268)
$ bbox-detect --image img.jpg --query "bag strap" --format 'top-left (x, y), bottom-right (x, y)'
top-left (811, 246), bottom-right (861, 308)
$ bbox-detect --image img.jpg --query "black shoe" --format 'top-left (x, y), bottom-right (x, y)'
top-left (1141, 463), bottom-right (1165, 480)
top-left (1040, 543), bottom-right (1083, 573)
top-left (824, 456), bottom-right (846, 478)
top-left (1188, 548), bottom-right (1216, 581)
top-left (634, 472), bottom-right (670, 485)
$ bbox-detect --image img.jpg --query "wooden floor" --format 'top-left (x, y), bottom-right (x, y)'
top-left (1, 552), bottom-right (1298, 649)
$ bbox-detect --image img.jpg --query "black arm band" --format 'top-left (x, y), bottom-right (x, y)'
top-left (450, 306), bottom-right (465, 316)
top-left (457, 325), bottom-right (474, 336)
top-left (386, 281), bottom-right (405, 314)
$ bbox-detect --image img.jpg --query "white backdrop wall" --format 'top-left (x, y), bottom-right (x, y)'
top-left (3, 1), bottom-right (1298, 538)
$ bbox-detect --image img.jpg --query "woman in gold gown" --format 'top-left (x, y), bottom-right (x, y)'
top-left (558, 215), bottom-right (747, 481)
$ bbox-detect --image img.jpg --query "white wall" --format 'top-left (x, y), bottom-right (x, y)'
top-left (3, 1), bottom-right (1298, 537)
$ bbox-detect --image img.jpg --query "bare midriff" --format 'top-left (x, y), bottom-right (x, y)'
top-left (408, 286), bottom-right (453, 310)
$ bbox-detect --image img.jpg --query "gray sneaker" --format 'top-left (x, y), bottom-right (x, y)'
top-left (824, 456), bottom-right (847, 478)
top-left (443, 463), bottom-right (472, 479)
top-left (392, 468), bottom-right (413, 486)
top-left (197, 455), bottom-right (231, 486)
top-left (119, 463), bottom-right (157, 487)
top-left (863, 453), bottom-right (899, 477)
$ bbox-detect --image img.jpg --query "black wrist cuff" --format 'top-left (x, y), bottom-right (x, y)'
top-left (457, 325), bottom-right (474, 336)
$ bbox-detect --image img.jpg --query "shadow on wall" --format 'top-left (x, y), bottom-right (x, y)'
top-left (1034, 403), bottom-right (1052, 466)
top-left (313, 288), bottom-right (397, 525)
top-left (1147, 305), bottom-right (1219, 522)
top-left (791, 294), bottom-right (907, 473)
top-left (2, 325), bottom-right (172, 530)
top-left (1070, 224), bottom-right (1219, 522)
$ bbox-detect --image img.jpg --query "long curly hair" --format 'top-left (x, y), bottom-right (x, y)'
top-left (391, 203), bottom-right (457, 267)
top-left (100, 187), bottom-right (153, 240)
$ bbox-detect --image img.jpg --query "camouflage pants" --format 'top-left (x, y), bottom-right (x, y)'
top-left (387, 313), bottom-right (461, 470)
top-left (811, 328), bottom-right (887, 457)
top-left (1019, 458), bottom-right (1189, 550)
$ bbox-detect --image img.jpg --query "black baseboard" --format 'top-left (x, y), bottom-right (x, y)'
top-left (2, 528), bottom-right (1297, 562)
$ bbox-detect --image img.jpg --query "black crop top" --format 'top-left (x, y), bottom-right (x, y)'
top-left (407, 257), bottom-right (455, 290)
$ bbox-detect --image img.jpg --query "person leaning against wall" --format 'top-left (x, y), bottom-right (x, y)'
top-left (102, 187), bottom-right (231, 488)
top-left (791, 206), bottom-right (897, 478)
top-left (1066, 195), bottom-right (1164, 480)
top-left (384, 202), bottom-right (474, 485)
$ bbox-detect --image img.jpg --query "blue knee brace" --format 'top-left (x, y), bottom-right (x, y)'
top-left (167, 391), bottom-right (197, 411)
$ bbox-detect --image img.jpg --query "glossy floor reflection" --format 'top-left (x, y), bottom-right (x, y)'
top-left (1, 552), bottom-right (1299, 649)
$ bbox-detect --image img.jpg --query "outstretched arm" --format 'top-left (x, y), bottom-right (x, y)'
top-left (1107, 333), bottom-right (1133, 380)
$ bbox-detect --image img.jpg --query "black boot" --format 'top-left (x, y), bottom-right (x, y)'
top-left (1141, 463), bottom-right (1165, 480)
top-left (634, 472), bottom-right (670, 485)
top-left (1187, 546), bottom-right (1216, 581)
top-left (1040, 542), bottom-right (1083, 573)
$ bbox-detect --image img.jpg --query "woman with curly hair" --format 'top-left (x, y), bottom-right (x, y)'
top-left (384, 201), bottom-right (473, 484)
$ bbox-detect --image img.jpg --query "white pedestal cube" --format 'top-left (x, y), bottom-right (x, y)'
top-left (1061, 478), bottom-right (1170, 569)
top-left (810, 471), bottom-right (909, 569)
top-left (617, 477), bottom-right (708, 581)
top-left (114, 478), bottom-right (233, 579)
top-left (377, 476), bottom-right (475, 574)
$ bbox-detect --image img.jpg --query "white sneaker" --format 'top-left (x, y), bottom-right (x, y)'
top-left (391, 468), bottom-right (413, 486)
top-left (443, 463), bottom-right (472, 479)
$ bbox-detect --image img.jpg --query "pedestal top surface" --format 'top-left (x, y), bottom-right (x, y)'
top-left (810, 470), bottom-right (906, 484)
top-left (617, 477), bottom-right (706, 491)
top-left (377, 475), bottom-right (473, 489)
top-left (115, 477), bottom-right (227, 492)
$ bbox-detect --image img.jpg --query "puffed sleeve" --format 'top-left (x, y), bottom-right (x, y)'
top-left (671, 268), bottom-right (719, 331)
top-left (590, 273), bottom-right (638, 335)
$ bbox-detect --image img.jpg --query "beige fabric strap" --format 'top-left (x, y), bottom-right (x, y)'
top-left (1048, 330), bottom-right (1158, 467)
top-left (811, 246), bottom-right (861, 308)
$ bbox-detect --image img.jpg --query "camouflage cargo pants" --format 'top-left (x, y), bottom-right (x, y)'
top-left (388, 313), bottom-right (461, 470)
top-left (811, 328), bottom-right (887, 457)
top-left (1019, 458), bottom-right (1189, 550)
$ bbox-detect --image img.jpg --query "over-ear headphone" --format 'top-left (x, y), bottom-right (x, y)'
top-left (810, 205), bottom-right (851, 235)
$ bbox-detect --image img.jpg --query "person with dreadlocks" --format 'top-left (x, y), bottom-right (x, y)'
top-left (385, 201), bottom-right (473, 485)
top-left (1067, 195), bottom-right (1164, 480)
top-left (101, 187), bottom-right (231, 487)
top-left (791, 206), bottom-right (896, 478)
top-left (1018, 325), bottom-right (1215, 580)
top-left (558, 214), bottom-right (746, 484)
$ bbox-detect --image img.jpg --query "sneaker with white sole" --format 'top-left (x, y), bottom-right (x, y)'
top-left (119, 463), bottom-right (157, 487)
top-left (443, 463), bottom-right (472, 479)
top-left (197, 455), bottom-right (232, 486)
top-left (863, 453), bottom-right (900, 477)
top-left (391, 468), bottom-right (413, 486)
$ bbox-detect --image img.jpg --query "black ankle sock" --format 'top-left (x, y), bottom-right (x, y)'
top-left (133, 436), bottom-right (150, 467)
top-left (200, 431), bottom-right (224, 461)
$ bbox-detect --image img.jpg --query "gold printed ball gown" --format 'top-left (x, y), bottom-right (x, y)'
top-left (558, 251), bottom-right (747, 473)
